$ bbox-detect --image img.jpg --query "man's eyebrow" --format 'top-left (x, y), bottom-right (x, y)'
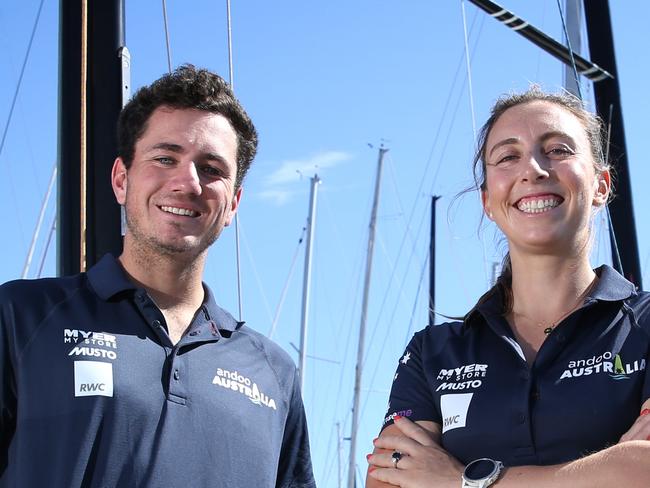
top-left (203, 152), bottom-right (229, 164)
top-left (146, 143), bottom-right (230, 165)
top-left (147, 142), bottom-right (184, 153)
top-left (488, 137), bottom-right (519, 158)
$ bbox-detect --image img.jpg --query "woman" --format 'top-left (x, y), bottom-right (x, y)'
top-left (366, 88), bottom-right (650, 487)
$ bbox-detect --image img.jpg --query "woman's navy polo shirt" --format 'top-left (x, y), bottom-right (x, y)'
top-left (0, 254), bottom-right (315, 487)
top-left (383, 265), bottom-right (650, 466)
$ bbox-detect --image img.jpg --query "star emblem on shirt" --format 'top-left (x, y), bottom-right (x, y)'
top-left (400, 352), bottom-right (411, 365)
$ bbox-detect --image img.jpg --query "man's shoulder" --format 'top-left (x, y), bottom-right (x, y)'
top-left (235, 324), bottom-right (296, 369)
top-left (1, 273), bottom-right (87, 307)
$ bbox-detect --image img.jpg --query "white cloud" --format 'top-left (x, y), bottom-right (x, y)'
top-left (257, 189), bottom-right (293, 206)
top-left (265, 151), bottom-right (352, 186)
top-left (259, 150), bottom-right (352, 205)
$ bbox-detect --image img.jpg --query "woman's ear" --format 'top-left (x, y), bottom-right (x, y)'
top-left (481, 190), bottom-right (493, 220)
top-left (592, 169), bottom-right (611, 207)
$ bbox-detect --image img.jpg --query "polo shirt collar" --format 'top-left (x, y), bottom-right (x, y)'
top-left (467, 264), bottom-right (636, 326)
top-left (87, 254), bottom-right (244, 334)
top-left (201, 284), bottom-right (243, 334)
top-left (87, 254), bottom-right (137, 299)
top-left (589, 264), bottom-right (637, 301)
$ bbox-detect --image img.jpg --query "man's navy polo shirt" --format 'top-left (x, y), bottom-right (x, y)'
top-left (383, 265), bottom-right (650, 466)
top-left (0, 254), bottom-right (315, 487)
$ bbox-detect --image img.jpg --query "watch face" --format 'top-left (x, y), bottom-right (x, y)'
top-left (465, 459), bottom-right (496, 481)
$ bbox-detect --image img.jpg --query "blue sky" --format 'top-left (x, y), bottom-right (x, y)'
top-left (2, 1), bottom-right (650, 486)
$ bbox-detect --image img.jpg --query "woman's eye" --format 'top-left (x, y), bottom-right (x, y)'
top-left (546, 147), bottom-right (574, 157)
top-left (494, 154), bottom-right (517, 165)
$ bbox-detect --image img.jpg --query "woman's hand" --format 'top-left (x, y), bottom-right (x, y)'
top-left (619, 400), bottom-right (650, 442)
top-left (367, 416), bottom-right (463, 488)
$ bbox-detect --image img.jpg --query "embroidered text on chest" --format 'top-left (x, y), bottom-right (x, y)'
top-left (212, 368), bottom-right (277, 410)
top-left (557, 351), bottom-right (646, 381)
top-left (435, 363), bottom-right (488, 392)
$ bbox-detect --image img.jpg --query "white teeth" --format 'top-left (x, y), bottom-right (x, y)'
top-left (160, 206), bottom-right (198, 217)
top-left (517, 198), bottom-right (561, 214)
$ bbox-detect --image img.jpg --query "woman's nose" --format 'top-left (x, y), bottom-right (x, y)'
top-left (520, 153), bottom-right (550, 182)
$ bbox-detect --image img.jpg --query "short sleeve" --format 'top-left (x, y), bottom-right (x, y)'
top-left (636, 295), bottom-right (650, 404)
top-left (275, 372), bottom-right (316, 488)
top-left (0, 289), bottom-right (17, 477)
top-left (380, 332), bottom-right (440, 432)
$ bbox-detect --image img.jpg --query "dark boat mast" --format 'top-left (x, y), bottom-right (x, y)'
top-left (582, 0), bottom-right (642, 287)
top-left (467, 0), bottom-right (642, 288)
top-left (58, 0), bottom-right (128, 275)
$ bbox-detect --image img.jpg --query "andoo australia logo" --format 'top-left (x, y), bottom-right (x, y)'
top-left (558, 352), bottom-right (646, 381)
top-left (212, 368), bottom-right (277, 410)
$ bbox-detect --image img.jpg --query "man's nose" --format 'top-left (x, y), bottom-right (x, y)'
top-left (170, 161), bottom-right (202, 194)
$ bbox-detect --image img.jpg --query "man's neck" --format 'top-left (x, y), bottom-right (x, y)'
top-left (118, 242), bottom-right (206, 312)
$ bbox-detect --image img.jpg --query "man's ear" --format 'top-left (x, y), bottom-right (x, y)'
top-left (592, 169), bottom-right (611, 207)
top-left (111, 157), bottom-right (128, 205)
top-left (224, 186), bottom-right (243, 227)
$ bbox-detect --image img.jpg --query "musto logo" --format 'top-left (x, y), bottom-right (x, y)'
top-left (435, 363), bottom-right (488, 392)
top-left (558, 352), bottom-right (646, 381)
top-left (212, 368), bottom-right (277, 410)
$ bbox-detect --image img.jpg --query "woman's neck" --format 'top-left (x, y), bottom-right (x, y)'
top-left (508, 252), bottom-right (596, 328)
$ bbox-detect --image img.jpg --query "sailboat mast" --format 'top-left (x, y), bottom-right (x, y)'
top-left (563, 0), bottom-right (582, 97)
top-left (348, 145), bottom-right (388, 488)
top-left (583, 0), bottom-right (642, 288)
top-left (58, 0), bottom-right (127, 275)
top-left (298, 174), bottom-right (321, 390)
top-left (428, 195), bottom-right (440, 326)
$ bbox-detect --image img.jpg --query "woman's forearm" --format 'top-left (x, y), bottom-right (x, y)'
top-left (496, 441), bottom-right (650, 488)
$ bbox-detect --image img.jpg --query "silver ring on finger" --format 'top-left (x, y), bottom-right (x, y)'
top-left (391, 450), bottom-right (403, 468)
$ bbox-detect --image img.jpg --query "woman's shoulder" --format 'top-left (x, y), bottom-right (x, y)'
top-left (626, 289), bottom-right (650, 328)
top-left (408, 319), bottom-right (469, 355)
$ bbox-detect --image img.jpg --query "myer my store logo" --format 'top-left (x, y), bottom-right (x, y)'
top-left (435, 363), bottom-right (488, 392)
top-left (558, 352), bottom-right (645, 381)
top-left (212, 368), bottom-right (277, 410)
top-left (64, 329), bottom-right (117, 349)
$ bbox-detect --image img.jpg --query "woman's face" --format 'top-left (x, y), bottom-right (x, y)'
top-left (481, 101), bottom-right (610, 257)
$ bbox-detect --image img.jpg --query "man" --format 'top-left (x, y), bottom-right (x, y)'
top-left (0, 65), bottom-right (315, 487)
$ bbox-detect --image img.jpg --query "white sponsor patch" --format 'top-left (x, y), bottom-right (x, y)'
top-left (74, 361), bottom-right (113, 397)
top-left (440, 393), bottom-right (473, 433)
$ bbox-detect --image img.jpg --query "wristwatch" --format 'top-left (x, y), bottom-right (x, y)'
top-left (461, 458), bottom-right (503, 487)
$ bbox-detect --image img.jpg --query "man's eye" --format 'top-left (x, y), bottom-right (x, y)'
top-left (200, 165), bottom-right (223, 177)
top-left (155, 157), bottom-right (174, 165)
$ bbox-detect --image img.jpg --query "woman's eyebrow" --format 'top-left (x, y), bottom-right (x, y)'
top-left (488, 137), bottom-right (519, 158)
top-left (540, 131), bottom-right (577, 146)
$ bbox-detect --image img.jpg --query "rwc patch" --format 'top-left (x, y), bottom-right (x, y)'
top-left (440, 393), bottom-right (473, 433)
top-left (74, 361), bottom-right (114, 397)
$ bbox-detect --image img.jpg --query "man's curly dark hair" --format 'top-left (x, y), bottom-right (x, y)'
top-left (117, 64), bottom-right (257, 188)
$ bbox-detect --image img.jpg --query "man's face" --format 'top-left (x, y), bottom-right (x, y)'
top-left (111, 106), bottom-right (241, 259)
